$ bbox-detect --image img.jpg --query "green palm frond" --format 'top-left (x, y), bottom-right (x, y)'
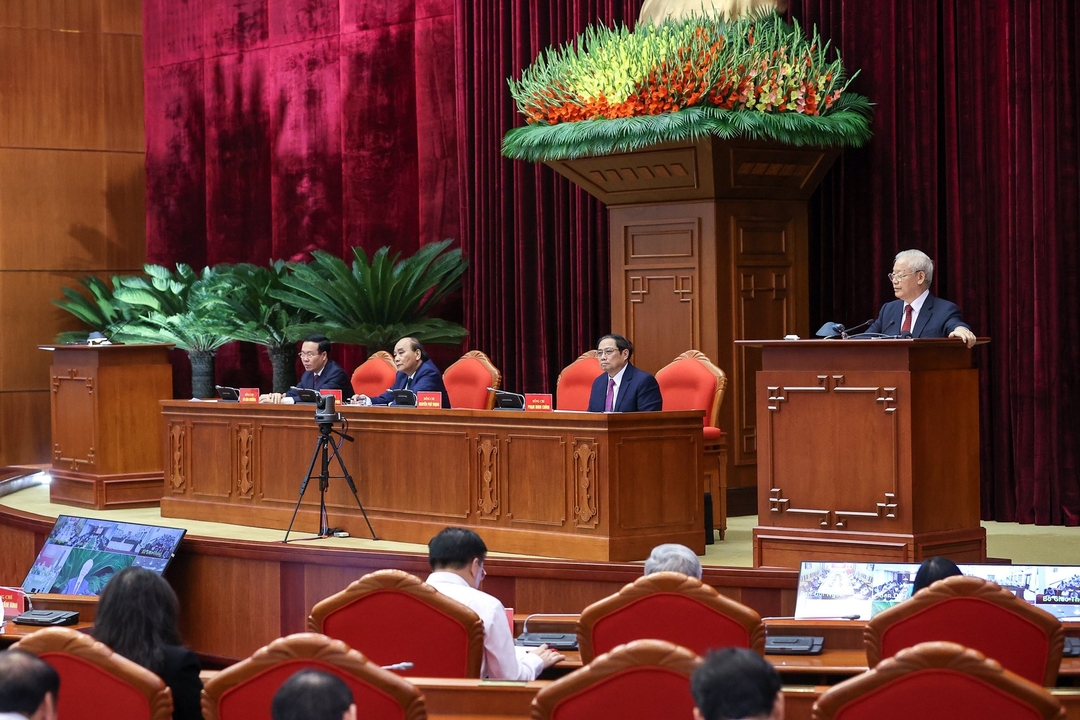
top-left (200, 261), bottom-right (315, 348)
top-left (51, 275), bottom-right (140, 342)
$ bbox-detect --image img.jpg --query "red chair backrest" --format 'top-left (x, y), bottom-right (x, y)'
top-left (654, 350), bottom-right (726, 428)
top-left (443, 350), bottom-right (500, 409)
top-left (556, 351), bottom-right (602, 411)
top-left (351, 351), bottom-right (397, 396)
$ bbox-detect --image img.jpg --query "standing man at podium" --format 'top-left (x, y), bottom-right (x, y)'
top-left (867, 249), bottom-right (977, 348)
top-left (587, 334), bottom-right (663, 412)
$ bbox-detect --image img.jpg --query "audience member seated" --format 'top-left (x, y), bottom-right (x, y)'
top-left (351, 337), bottom-right (450, 408)
top-left (644, 543), bottom-right (702, 579)
top-left (0, 649), bottom-right (59, 720)
top-left (271, 670), bottom-right (356, 720)
top-left (261, 334), bottom-right (353, 404)
top-left (425, 527), bottom-right (563, 680)
top-left (92, 567), bottom-right (202, 720)
top-left (691, 648), bottom-right (783, 720)
top-left (911, 556), bottom-right (963, 595)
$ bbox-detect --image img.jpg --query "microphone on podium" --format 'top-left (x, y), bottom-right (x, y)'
top-left (381, 661), bottom-right (414, 672)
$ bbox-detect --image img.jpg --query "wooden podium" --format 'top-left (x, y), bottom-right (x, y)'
top-left (41, 343), bottom-right (172, 509)
top-left (739, 339), bottom-right (987, 568)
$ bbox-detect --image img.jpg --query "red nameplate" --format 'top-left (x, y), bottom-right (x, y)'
top-left (525, 393), bottom-right (553, 412)
top-left (416, 392), bottom-right (442, 408)
top-left (1, 587), bottom-right (26, 620)
top-left (319, 389), bottom-right (342, 402)
top-left (238, 388), bottom-right (260, 403)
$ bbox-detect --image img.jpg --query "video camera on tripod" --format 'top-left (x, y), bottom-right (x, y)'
top-left (314, 393), bottom-right (342, 425)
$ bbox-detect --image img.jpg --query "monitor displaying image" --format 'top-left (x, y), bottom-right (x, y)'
top-left (21, 515), bottom-right (186, 596)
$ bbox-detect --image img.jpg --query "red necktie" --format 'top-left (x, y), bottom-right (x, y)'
top-left (901, 304), bottom-right (913, 334)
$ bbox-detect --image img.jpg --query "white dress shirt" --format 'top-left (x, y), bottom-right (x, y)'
top-left (906, 288), bottom-right (931, 332)
top-left (606, 363), bottom-right (629, 411)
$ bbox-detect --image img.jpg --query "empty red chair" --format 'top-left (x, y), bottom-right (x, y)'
top-left (556, 351), bottom-right (602, 411)
top-left (351, 350), bottom-right (397, 397)
top-left (442, 350), bottom-right (501, 409)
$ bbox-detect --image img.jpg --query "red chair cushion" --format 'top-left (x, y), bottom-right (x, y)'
top-left (443, 359), bottom-right (493, 409)
top-left (879, 598), bottom-right (1052, 685)
top-left (321, 590), bottom-right (471, 677)
top-left (703, 426), bottom-right (723, 442)
top-left (656, 359), bottom-right (718, 427)
top-left (549, 667), bottom-right (695, 720)
top-left (41, 653), bottom-right (152, 720)
top-left (833, 670), bottom-right (1046, 720)
top-left (590, 594), bottom-right (751, 658)
top-left (557, 358), bottom-right (602, 411)
top-left (351, 358), bottom-right (397, 397)
top-left (215, 659), bottom-right (407, 720)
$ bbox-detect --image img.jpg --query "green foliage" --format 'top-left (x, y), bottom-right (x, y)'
top-left (271, 240), bottom-right (469, 350)
top-left (51, 275), bottom-right (139, 343)
top-left (201, 261), bottom-right (315, 349)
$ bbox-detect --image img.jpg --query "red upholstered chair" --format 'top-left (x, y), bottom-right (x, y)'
top-left (575, 571), bottom-right (765, 663)
top-left (443, 350), bottom-right (501, 409)
top-left (812, 641), bottom-right (1064, 720)
top-left (12, 626), bottom-right (173, 720)
top-left (201, 633), bottom-right (426, 720)
top-left (351, 350), bottom-right (397, 397)
top-left (556, 351), bottom-right (602, 411)
top-left (532, 640), bottom-right (701, 720)
top-left (655, 350), bottom-right (729, 539)
top-left (865, 575), bottom-right (1065, 686)
top-left (308, 569), bottom-right (484, 677)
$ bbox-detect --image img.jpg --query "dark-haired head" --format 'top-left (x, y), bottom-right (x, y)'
top-left (0, 649), bottom-right (59, 718)
top-left (305, 334), bottom-right (332, 355)
top-left (691, 647), bottom-right (782, 720)
top-left (272, 670), bottom-right (355, 720)
top-left (428, 527), bottom-right (487, 570)
top-left (92, 566), bottom-right (182, 674)
top-left (597, 333), bottom-right (633, 358)
top-left (911, 556), bottom-right (963, 594)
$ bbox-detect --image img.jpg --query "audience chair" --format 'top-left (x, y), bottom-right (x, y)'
top-left (443, 350), bottom-right (501, 409)
top-left (556, 351), bottom-right (602, 411)
top-left (812, 641), bottom-right (1064, 720)
top-left (654, 350), bottom-right (729, 540)
top-left (575, 571), bottom-right (765, 663)
top-left (308, 569), bottom-right (484, 677)
top-left (201, 633), bottom-right (426, 720)
top-left (12, 626), bottom-right (174, 720)
top-left (865, 575), bottom-right (1065, 686)
top-left (351, 350), bottom-right (397, 397)
top-left (532, 639), bottom-right (700, 720)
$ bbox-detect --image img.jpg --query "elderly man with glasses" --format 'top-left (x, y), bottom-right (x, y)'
top-left (867, 249), bottom-right (976, 348)
top-left (260, 334), bottom-right (353, 404)
top-left (586, 333), bottom-right (663, 413)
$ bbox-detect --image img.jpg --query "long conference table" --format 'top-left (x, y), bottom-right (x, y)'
top-left (158, 401), bottom-right (707, 562)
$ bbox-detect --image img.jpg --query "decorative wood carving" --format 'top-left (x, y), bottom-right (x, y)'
top-left (476, 435), bottom-right (499, 518)
top-left (169, 422), bottom-right (186, 493)
top-left (236, 424), bottom-right (253, 498)
top-left (573, 440), bottom-right (598, 527)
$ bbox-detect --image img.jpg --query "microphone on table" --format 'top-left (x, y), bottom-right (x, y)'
top-left (488, 387), bottom-right (526, 410)
top-left (838, 319), bottom-right (874, 338)
top-left (381, 661), bottom-right (414, 672)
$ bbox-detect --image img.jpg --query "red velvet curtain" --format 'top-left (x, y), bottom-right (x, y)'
top-left (790, 0), bottom-right (1080, 524)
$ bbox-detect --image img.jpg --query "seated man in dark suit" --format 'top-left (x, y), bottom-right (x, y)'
top-left (586, 334), bottom-right (662, 412)
top-left (260, 334), bottom-right (353, 404)
top-left (866, 249), bottom-right (976, 348)
top-left (691, 647), bottom-right (783, 720)
top-left (350, 336), bottom-right (451, 408)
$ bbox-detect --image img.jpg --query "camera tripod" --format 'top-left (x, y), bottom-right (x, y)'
top-left (282, 414), bottom-right (377, 544)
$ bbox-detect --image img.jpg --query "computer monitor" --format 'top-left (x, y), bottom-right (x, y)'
top-left (215, 385), bottom-right (240, 402)
top-left (21, 515), bottom-right (186, 596)
top-left (289, 387), bottom-right (320, 403)
top-left (492, 390), bottom-right (525, 410)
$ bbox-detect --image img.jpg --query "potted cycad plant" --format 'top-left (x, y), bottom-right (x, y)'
top-left (51, 275), bottom-right (140, 343)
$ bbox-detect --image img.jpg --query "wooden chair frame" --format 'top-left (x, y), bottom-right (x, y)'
top-left (444, 350), bottom-right (502, 409)
top-left (13, 626), bottom-right (174, 720)
top-left (865, 575), bottom-right (1065, 686)
top-left (812, 641), bottom-right (1064, 720)
top-left (308, 569), bottom-right (485, 678)
top-left (201, 632), bottom-right (426, 720)
top-left (656, 350), bottom-right (728, 429)
top-left (575, 571), bottom-right (765, 663)
top-left (532, 639), bottom-right (701, 720)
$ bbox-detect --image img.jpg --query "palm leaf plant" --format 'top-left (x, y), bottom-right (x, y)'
top-left (202, 261), bottom-right (316, 392)
top-left (271, 239), bottom-right (468, 351)
top-left (112, 264), bottom-right (232, 398)
top-left (51, 275), bottom-right (140, 343)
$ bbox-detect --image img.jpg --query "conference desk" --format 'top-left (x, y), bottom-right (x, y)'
top-left (159, 402), bottom-right (706, 562)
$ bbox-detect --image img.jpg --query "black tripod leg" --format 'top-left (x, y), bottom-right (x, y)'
top-left (327, 435), bottom-right (378, 541)
top-left (317, 434), bottom-right (332, 537)
top-left (282, 434), bottom-right (325, 543)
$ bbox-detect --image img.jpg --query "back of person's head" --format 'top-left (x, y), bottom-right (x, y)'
top-left (644, 543), bottom-right (702, 579)
top-left (911, 556), bottom-right (963, 594)
top-left (271, 670), bottom-right (355, 720)
top-left (691, 647), bottom-right (782, 720)
top-left (92, 566), bottom-right (181, 674)
top-left (0, 649), bottom-right (60, 719)
top-left (428, 527), bottom-right (487, 570)
top-left (306, 334), bottom-right (333, 355)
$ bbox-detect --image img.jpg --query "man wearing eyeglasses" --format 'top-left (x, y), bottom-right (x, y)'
top-left (867, 249), bottom-right (976, 348)
top-left (260, 334), bottom-right (353, 404)
top-left (587, 334), bottom-right (663, 412)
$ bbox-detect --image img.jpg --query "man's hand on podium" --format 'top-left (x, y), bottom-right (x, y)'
top-left (949, 327), bottom-right (977, 348)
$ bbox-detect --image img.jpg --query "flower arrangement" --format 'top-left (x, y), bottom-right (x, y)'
top-left (503, 12), bottom-right (871, 162)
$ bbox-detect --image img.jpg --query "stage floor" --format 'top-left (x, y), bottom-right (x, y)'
top-left (4, 477), bottom-right (1080, 567)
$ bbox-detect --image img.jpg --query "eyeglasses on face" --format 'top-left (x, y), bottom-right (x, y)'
top-left (887, 272), bottom-right (916, 282)
top-left (298, 351), bottom-right (321, 359)
top-left (597, 347), bottom-right (620, 357)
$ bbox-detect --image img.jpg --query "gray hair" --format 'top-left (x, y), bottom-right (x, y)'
top-left (644, 543), bottom-right (702, 579)
top-left (894, 249), bottom-right (934, 284)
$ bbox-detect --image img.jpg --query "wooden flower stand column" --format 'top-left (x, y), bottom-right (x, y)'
top-left (41, 343), bottom-right (173, 509)
top-left (546, 138), bottom-right (839, 499)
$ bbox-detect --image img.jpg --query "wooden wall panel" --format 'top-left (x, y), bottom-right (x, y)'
top-left (0, 0), bottom-right (102, 33)
top-left (0, 392), bottom-right (51, 465)
top-left (103, 33), bottom-right (144, 151)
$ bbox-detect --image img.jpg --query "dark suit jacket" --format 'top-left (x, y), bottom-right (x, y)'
top-left (285, 359), bottom-right (353, 400)
top-left (587, 363), bottom-right (663, 412)
top-left (867, 293), bottom-right (970, 338)
top-left (159, 645), bottom-right (203, 720)
top-left (372, 358), bottom-right (451, 408)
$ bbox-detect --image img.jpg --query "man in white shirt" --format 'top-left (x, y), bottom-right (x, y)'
top-left (0, 650), bottom-right (59, 720)
top-left (425, 528), bottom-right (564, 681)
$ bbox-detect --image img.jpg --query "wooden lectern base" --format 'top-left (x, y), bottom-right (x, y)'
top-left (49, 469), bottom-right (163, 510)
top-left (753, 525), bottom-right (987, 568)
